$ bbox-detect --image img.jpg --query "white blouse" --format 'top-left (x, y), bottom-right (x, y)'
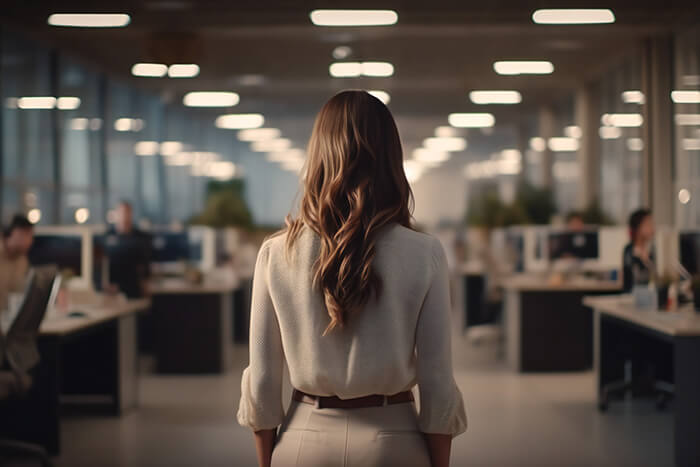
top-left (237, 224), bottom-right (467, 436)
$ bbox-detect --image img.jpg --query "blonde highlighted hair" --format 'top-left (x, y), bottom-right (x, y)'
top-left (285, 90), bottom-right (414, 335)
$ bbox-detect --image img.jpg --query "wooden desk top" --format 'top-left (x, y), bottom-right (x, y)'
top-left (502, 275), bottom-right (621, 292)
top-left (584, 295), bottom-right (700, 337)
top-left (40, 298), bottom-right (150, 336)
top-left (149, 278), bottom-right (240, 295)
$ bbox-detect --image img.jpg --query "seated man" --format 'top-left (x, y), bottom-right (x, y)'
top-left (0, 215), bottom-right (34, 334)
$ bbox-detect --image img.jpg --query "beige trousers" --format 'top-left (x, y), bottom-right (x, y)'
top-left (271, 399), bottom-right (432, 467)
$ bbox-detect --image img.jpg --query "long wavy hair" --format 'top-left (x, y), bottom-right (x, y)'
top-left (285, 90), bottom-right (414, 335)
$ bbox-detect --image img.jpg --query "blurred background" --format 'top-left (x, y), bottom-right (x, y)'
top-left (1, 2), bottom-right (700, 467)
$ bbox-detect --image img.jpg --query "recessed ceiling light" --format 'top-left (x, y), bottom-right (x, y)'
top-left (678, 188), bottom-right (691, 204)
top-left (333, 46), bottom-right (352, 60)
top-left (367, 90), bottom-right (390, 104)
top-left (413, 148), bottom-right (450, 165)
top-left (56, 97), bottom-right (81, 110)
top-left (160, 141), bottom-right (184, 156)
top-left (48, 13), bottom-right (131, 28)
top-left (250, 138), bottom-right (292, 152)
top-left (675, 114), bottom-right (700, 126)
top-left (132, 63), bottom-right (168, 77)
top-left (134, 141), bottom-right (160, 156)
top-left (600, 113), bottom-right (643, 127)
top-left (532, 9), bottom-right (615, 25)
top-left (183, 91), bottom-right (239, 107)
top-left (435, 126), bottom-right (459, 137)
top-left (329, 62), bottom-right (362, 78)
top-left (548, 137), bottom-right (579, 152)
top-left (671, 90), bottom-right (700, 104)
top-left (529, 137), bottom-right (546, 152)
top-left (599, 126), bottom-right (622, 139)
top-left (164, 152), bottom-right (194, 166)
top-left (423, 137), bottom-right (468, 152)
top-left (216, 113), bottom-right (265, 129)
top-left (361, 62), bottom-right (394, 77)
top-left (310, 9), bottom-right (398, 27)
top-left (493, 61), bottom-right (554, 75)
top-left (17, 96), bottom-right (56, 109)
top-left (237, 128), bottom-right (281, 142)
top-left (621, 90), bottom-right (645, 104)
top-left (683, 138), bottom-right (700, 151)
top-left (626, 138), bottom-right (644, 152)
top-left (469, 90), bottom-right (522, 105)
top-left (564, 125), bottom-right (582, 139)
top-left (168, 64), bottom-right (200, 78)
top-left (448, 113), bottom-right (495, 128)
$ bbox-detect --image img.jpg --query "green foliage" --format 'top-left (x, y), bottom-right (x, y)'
top-left (581, 198), bottom-right (615, 226)
top-left (190, 180), bottom-right (254, 229)
top-left (466, 182), bottom-right (557, 228)
top-left (514, 182), bottom-right (557, 225)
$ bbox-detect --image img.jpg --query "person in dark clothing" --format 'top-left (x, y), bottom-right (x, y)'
top-left (103, 201), bottom-right (152, 298)
top-left (622, 208), bottom-right (656, 293)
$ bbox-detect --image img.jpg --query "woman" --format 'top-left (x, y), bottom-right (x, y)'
top-left (237, 90), bottom-right (467, 467)
top-left (622, 208), bottom-right (656, 293)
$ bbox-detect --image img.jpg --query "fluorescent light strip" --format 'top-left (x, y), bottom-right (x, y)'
top-left (57, 97), bottom-right (81, 110)
top-left (413, 148), bottom-right (450, 165)
top-left (216, 113), bottom-right (265, 130)
top-left (237, 128), bottom-right (281, 142)
top-left (134, 141), bottom-right (160, 156)
top-left (469, 90), bottom-right (521, 105)
top-left (250, 138), bottom-right (292, 152)
top-left (423, 137), bottom-right (467, 152)
top-left (160, 141), bottom-right (183, 156)
top-left (132, 63), bottom-right (168, 77)
top-left (675, 114), bottom-right (700, 126)
top-left (627, 138), bottom-right (644, 152)
top-left (448, 113), bottom-right (495, 128)
top-left (671, 90), bottom-right (700, 104)
top-left (529, 137), bottom-right (546, 152)
top-left (310, 9), bottom-right (398, 26)
top-left (168, 64), bottom-right (200, 78)
top-left (367, 90), bottom-right (390, 104)
top-left (548, 137), bottom-right (579, 152)
top-left (622, 90), bottom-right (645, 104)
top-left (17, 97), bottom-right (56, 109)
top-left (329, 62), bottom-right (394, 78)
top-left (48, 13), bottom-right (131, 27)
top-left (599, 126), bottom-right (622, 139)
top-left (564, 125), bottom-right (582, 139)
top-left (493, 61), bottom-right (554, 75)
top-left (600, 113), bottom-right (643, 127)
top-left (532, 9), bottom-right (615, 25)
top-left (683, 138), bottom-right (700, 151)
top-left (183, 92), bottom-right (239, 107)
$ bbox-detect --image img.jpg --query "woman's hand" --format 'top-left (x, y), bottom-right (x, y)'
top-left (424, 432), bottom-right (452, 467)
top-left (253, 428), bottom-right (276, 467)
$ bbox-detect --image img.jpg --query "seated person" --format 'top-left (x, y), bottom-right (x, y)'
top-left (622, 208), bottom-right (656, 293)
top-left (0, 215), bottom-right (34, 333)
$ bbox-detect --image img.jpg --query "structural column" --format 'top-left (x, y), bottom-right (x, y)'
top-left (641, 35), bottom-right (674, 226)
top-left (538, 106), bottom-right (556, 189)
top-left (575, 82), bottom-right (601, 210)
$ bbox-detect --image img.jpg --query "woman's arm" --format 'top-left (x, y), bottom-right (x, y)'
top-left (254, 429), bottom-right (276, 467)
top-left (425, 433), bottom-right (452, 467)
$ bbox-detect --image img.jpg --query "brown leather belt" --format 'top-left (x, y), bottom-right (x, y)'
top-left (292, 389), bottom-right (413, 409)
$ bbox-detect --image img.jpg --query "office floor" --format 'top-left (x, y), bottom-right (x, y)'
top-left (53, 336), bottom-right (674, 467)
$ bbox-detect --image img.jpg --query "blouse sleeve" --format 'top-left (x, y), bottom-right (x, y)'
top-left (415, 238), bottom-right (468, 437)
top-left (237, 243), bottom-right (285, 431)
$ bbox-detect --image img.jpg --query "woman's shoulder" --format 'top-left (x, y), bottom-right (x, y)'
top-left (381, 224), bottom-right (444, 260)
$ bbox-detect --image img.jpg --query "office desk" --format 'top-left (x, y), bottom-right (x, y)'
top-left (458, 263), bottom-right (487, 330)
top-left (585, 296), bottom-right (700, 467)
top-left (150, 279), bottom-right (239, 374)
top-left (0, 298), bottom-right (149, 455)
top-left (503, 276), bottom-right (620, 372)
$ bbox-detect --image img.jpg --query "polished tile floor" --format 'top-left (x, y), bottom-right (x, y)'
top-left (54, 335), bottom-right (674, 467)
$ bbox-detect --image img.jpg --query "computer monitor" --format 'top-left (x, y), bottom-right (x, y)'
top-left (679, 232), bottom-right (700, 275)
top-left (505, 229), bottom-right (525, 273)
top-left (29, 226), bottom-right (94, 289)
top-left (548, 230), bottom-right (599, 261)
top-left (151, 232), bottom-right (192, 263)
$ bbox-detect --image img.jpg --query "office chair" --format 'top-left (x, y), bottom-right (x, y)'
top-left (0, 266), bottom-right (60, 467)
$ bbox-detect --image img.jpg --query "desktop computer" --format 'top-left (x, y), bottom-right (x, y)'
top-left (28, 235), bottom-right (83, 278)
top-left (548, 231), bottom-right (599, 261)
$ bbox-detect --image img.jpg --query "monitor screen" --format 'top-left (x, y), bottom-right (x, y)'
top-left (28, 235), bottom-right (82, 277)
top-left (151, 232), bottom-right (192, 263)
top-left (505, 231), bottom-right (524, 272)
top-left (548, 231), bottom-right (599, 260)
top-left (679, 232), bottom-right (700, 275)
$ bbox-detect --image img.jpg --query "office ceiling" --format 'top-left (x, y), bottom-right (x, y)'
top-left (3, 1), bottom-right (699, 158)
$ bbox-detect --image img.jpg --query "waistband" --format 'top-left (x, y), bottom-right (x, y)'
top-left (292, 389), bottom-right (414, 409)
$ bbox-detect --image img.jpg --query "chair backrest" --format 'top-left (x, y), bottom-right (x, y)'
top-left (2, 266), bottom-right (61, 373)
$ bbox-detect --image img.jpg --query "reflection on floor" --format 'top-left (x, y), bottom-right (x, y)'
top-left (55, 337), bottom-right (673, 467)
